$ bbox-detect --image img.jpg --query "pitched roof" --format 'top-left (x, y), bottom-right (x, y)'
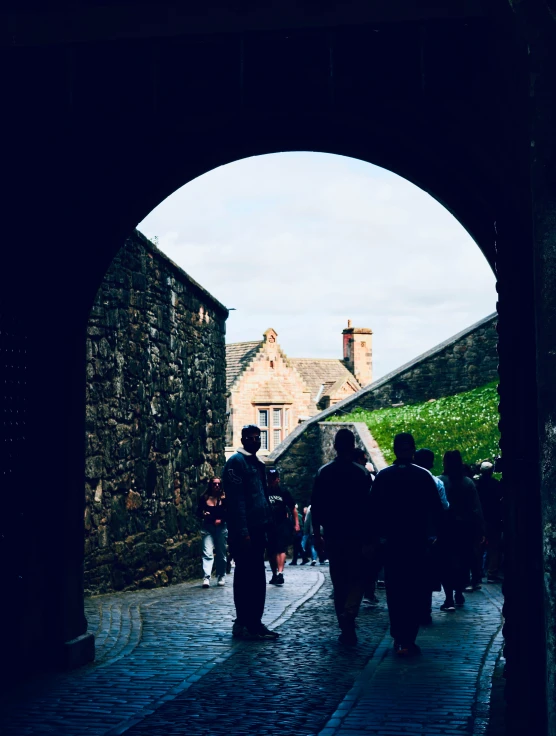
top-left (226, 341), bottom-right (262, 390)
top-left (290, 358), bottom-right (360, 412)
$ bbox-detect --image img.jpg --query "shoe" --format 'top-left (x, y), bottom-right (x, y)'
top-left (455, 593), bottom-right (465, 606)
top-left (364, 594), bottom-right (379, 605)
top-left (232, 620), bottom-right (249, 638)
top-left (440, 601), bottom-right (456, 612)
top-left (338, 629), bottom-right (357, 646)
top-left (300, 559), bottom-right (309, 565)
top-left (472, 584), bottom-right (482, 591)
top-left (288, 560), bottom-right (298, 566)
top-left (217, 575), bottom-right (226, 586)
top-left (275, 573), bottom-right (284, 585)
top-left (269, 574), bottom-right (279, 585)
top-left (487, 575), bottom-right (502, 583)
top-left (202, 576), bottom-right (210, 588)
top-left (464, 585), bottom-right (474, 593)
top-left (320, 559), bottom-right (329, 565)
top-left (396, 643), bottom-right (421, 657)
top-left (310, 560), bottom-right (317, 566)
top-left (248, 624), bottom-right (279, 640)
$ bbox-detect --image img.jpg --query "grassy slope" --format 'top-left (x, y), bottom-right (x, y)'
top-left (332, 381), bottom-right (500, 477)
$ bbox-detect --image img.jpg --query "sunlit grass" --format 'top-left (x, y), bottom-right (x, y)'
top-left (331, 381), bottom-right (500, 476)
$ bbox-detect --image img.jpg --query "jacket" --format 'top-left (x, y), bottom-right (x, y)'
top-left (223, 448), bottom-right (273, 538)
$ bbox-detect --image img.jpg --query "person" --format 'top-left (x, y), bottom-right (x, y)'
top-left (366, 433), bottom-right (444, 656)
top-left (353, 447), bottom-right (376, 481)
top-left (311, 428), bottom-right (372, 645)
top-left (437, 451), bottom-right (485, 611)
top-left (223, 425), bottom-right (279, 641)
top-left (289, 504), bottom-right (305, 565)
top-left (413, 448), bottom-right (449, 624)
top-left (476, 461), bottom-right (503, 583)
top-left (301, 505), bottom-right (318, 565)
top-left (197, 477), bottom-right (228, 588)
top-left (266, 468), bottom-right (300, 584)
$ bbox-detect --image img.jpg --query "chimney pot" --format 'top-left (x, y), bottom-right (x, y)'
top-left (347, 319), bottom-right (352, 328)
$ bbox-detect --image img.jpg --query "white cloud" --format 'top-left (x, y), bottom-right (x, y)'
top-left (138, 152), bottom-right (496, 379)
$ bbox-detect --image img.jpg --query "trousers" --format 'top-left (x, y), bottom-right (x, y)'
top-left (229, 527), bottom-right (267, 632)
top-left (328, 542), bottom-right (364, 629)
top-left (201, 523), bottom-right (228, 578)
top-left (385, 545), bottom-right (426, 647)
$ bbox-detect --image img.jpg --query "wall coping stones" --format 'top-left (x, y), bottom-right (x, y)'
top-left (134, 230), bottom-right (229, 318)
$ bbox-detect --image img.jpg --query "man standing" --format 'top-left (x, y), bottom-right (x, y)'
top-left (367, 433), bottom-right (444, 656)
top-left (476, 461), bottom-right (503, 583)
top-left (223, 425), bottom-right (278, 641)
top-left (312, 429), bottom-right (372, 645)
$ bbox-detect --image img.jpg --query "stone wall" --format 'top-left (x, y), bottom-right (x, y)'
top-left (269, 314), bottom-right (498, 502)
top-left (84, 230), bottom-right (228, 595)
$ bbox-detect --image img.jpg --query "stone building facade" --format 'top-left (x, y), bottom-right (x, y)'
top-left (84, 231), bottom-right (228, 595)
top-left (226, 323), bottom-right (372, 456)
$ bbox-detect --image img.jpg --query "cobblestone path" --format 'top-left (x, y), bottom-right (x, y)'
top-left (0, 567), bottom-right (504, 736)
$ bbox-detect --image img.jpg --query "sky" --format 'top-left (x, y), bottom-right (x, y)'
top-left (138, 152), bottom-right (496, 380)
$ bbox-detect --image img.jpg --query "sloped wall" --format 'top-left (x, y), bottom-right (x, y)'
top-left (84, 231), bottom-right (227, 594)
top-left (269, 314), bottom-right (498, 500)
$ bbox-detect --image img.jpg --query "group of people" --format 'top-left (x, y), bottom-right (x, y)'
top-left (200, 423), bottom-right (503, 654)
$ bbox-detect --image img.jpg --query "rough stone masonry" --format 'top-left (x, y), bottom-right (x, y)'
top-left (84, 231), bottom-right (228, 595)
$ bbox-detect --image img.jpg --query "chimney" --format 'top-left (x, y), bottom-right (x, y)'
top-left (342, 320), bottom-right (373, 387)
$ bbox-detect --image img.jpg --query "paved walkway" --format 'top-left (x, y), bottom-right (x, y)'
top-left (0, 566), bottom-right (504, 736)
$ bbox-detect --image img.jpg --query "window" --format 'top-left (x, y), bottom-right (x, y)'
top-left (254, 406), bottom-right (288, 451)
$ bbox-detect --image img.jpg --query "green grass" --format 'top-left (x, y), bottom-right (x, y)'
top-left (330, 381), bottom-right (500, 476)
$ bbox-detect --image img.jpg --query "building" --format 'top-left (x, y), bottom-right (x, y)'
top-left (225, 322), bottom-right (372, 456)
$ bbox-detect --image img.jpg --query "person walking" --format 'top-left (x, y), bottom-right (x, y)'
top-left (312, 428), bottom-right (372, 645)
top-left (223, 425), bottom-right (278, 641)
top-left (413, 448), bottom-right (449, 624)
top-left (438, 450), bottom-right (485, 611)
top-left (301, 505), bottom-right (318, 565)
top-left (197, 478), bottom-right (228, 588)
top-left (366, 433), bottom-right (444, 656)
top-left (266, 468), bottom-right (300, 585)
top-left (476, 461), bottom-right (503, 583)
top-left (289, 504), bottom-right (305, 565)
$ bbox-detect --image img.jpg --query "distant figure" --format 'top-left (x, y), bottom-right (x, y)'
top-left (197, 477), bottom-right (228, 588)
top-left (223, 425), bottom-right (279, 641)
top-left (367, 433), bottom-right (444, 656)
top-left (476, 461), bottom-right (503, 583)
top-left (266, 468), bottom-right (300, 585)
top-left (438, 451), bottom-right (485, 611)
top-left (413, 448), bottom-right (449, 624)
top-left (353, 447), bottom-right (376, 481)
top-left (312, 428), bottom-right (372, 645)
top-left (301, 505), bottom-right (318, 565)
top-left (289, 504), bottom-right (305, 565)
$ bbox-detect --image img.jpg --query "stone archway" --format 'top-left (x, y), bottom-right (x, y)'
top-left (1, 4), bottom-right (552, 734)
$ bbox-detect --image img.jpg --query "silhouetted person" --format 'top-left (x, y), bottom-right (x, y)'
top-left (476, 461), bottom-right (503, 583)
top-left (312, 428), bottom-right (372, 645)
top-left (266, 468), bottom-right (300, 585)
top-left (413, 448), bottom-right (449, 624)
top-left (438, 451), bottom-right (484, 611)
top-left (223, 425), bottom-right (278, 641)
top-left (366, 433), bottom-right (443, 656)
top-left (289, 504), bottom-right (305, 565)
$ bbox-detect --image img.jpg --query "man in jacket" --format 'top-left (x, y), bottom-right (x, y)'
top-left (223, 424), bottom-right (278, 641)
top-left (367, 433), bottom-right (444, 656)
top-left (312, 428), bottom-right (372, 645)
